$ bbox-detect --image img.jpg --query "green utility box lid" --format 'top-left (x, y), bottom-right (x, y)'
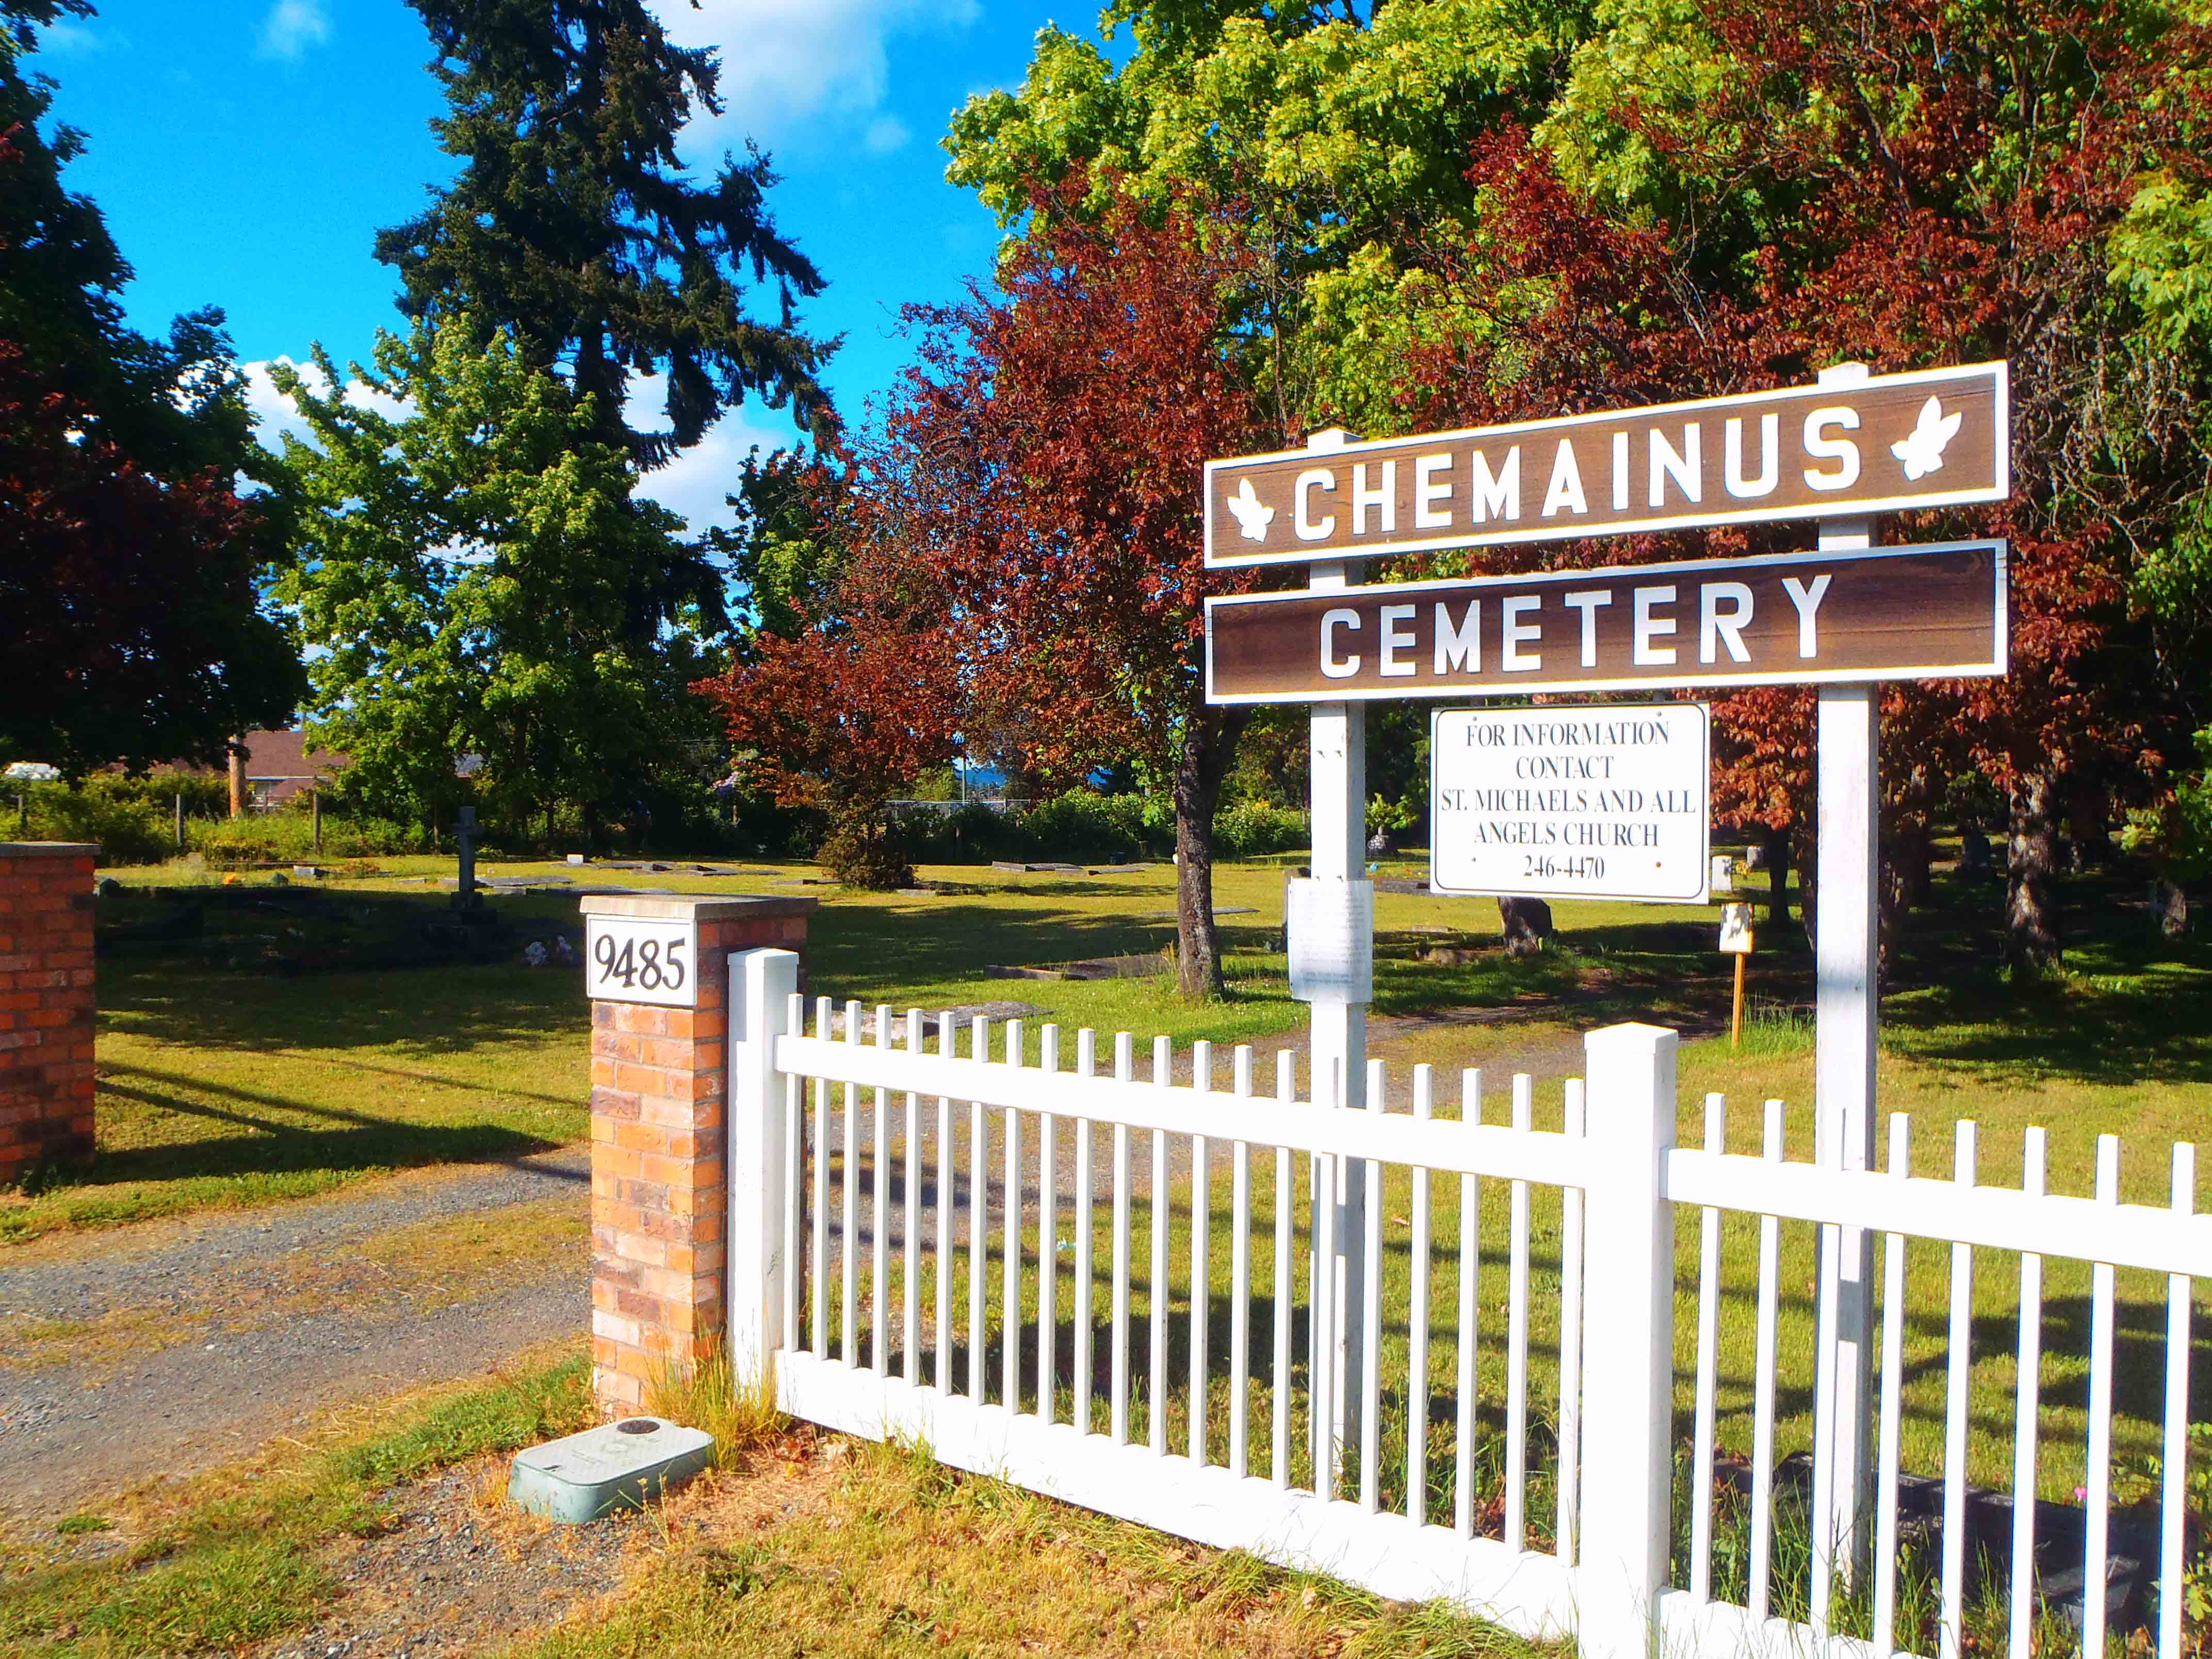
top-left (509, 1416), bottom-right (714, 1524)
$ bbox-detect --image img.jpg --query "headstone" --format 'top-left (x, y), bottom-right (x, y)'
top-left (567, 852), bottom-right (587, 865)
top-left (1959, 827), bottom-right (1993, 881)
top-left (2154, 878), bottom-right (2188, 939)
top-left (454, 805), bottom-right (479, 903)
top-left (1498, 896), bottom-right (1554, 957)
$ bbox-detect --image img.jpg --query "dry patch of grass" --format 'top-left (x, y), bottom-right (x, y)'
top-left (512, 1430), bottom-right (1558, 1659)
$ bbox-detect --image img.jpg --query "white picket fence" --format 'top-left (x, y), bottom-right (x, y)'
top-left (721, 948), bottom-right (2211, 1659)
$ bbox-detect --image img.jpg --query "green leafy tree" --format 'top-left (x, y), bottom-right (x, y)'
top-left (271, 319), bottom-right (719, 844)
top-left (946, 0), bottom-right (1587, 439)
top-left (378, 0), bottom-right (836, 467)
top-left (0, 0), bottom-right (299, 772)
top-left (705, 448), bottom-right (848, 645)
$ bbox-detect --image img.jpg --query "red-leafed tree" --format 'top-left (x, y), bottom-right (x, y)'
top-left (874, 184), bottom-right (1275, 998)
top-left (1, 10), bottom-right (300, 774)
top-left (696, 461), bottom-right (961, 890)
top-left (710, 183), bottom-right (1273, 995)
top-left (0, 339), bottom-right (297, 774)
top-left (1400, 0), bottom-right (2212, 968)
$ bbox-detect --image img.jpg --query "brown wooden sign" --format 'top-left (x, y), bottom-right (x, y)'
top-left (1203, 540), bottom-right (2006, 705)
top-left (1202, 362), bottom-right (2008, 568)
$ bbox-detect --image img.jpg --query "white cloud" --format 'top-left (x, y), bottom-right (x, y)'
top-left (649, 0), bottom-right (978, 153)
top-left (863, 114), bottom-right (910, 155)
top-left (241, 358), bottom-right (409, 454)
top-left (626, 373), bottom-right (806, 534)
top-left (258, 0), bottom-right (331, 60)
top-left (246, 360), bottom-right (800, 536)
top-left (39, 20), bottom-right (121, 53)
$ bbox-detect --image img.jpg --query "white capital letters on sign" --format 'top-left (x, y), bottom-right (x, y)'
top-left (1429, 703), bottom-right (1711, 903)
top-left (584, 913), bottom-right (702, 1008)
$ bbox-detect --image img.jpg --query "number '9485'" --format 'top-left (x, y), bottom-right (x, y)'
top-left (593, 931), bottom-right (687, 992)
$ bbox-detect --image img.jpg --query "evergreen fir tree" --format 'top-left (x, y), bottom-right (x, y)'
top-left (377, 0), bottom-right (836, 468)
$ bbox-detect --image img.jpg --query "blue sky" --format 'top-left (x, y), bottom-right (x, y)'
top-left (29, 0), bottom-right (1084, 531)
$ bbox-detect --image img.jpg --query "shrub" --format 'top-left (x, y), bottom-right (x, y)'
top-left (8, 783), bottom-right (173, 865)
top-left (1016, 789), bottom-right (1156, 863)
top-left (1214, 799), bottom-right (1309, 858)
top-left (819, 818), bottom-right (915, 890)
top-left (191, 812), bottom-right (428, 864)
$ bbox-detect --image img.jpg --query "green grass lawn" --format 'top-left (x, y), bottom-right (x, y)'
top-left (11, 846), bottom-right (2206, 1248)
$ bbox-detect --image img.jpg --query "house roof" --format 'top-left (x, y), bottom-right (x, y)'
top-left (236, 728), bottom-right (347, 782)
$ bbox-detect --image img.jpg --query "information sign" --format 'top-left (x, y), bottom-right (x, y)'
top-left (1206, 540), bottom-right (2005, 706)
top-left (1429, 703), bottom-right (1711, 903)
top-left (583, 912), bottom-right (701, 1009)
top-left (1203, 361), bottom-right (2007, 567)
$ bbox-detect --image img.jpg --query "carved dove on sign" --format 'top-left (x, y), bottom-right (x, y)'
top-left (1225, 477), bottom-right (1275, 541)
top-left (1891, 396), bottom-right (1964, 481)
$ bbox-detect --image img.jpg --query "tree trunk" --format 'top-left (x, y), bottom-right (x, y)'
top-left (1793, 819), bottom-right (1818, 945)
top-left (2006, 773), bottom-right (2063, 971)
top-left (1878, 817), bottom-right (1932, 986)
top-left (2068, 784), bottom-right (2111, 870)
top-left (227, 737), bottom-right (246, 819)
top-left (1895, 821), bottom-right (1933, 909)
top-left (1760, 823), bottom-right (1792, 930)
top-left (1173, 709), bottom-right (1246, 1001)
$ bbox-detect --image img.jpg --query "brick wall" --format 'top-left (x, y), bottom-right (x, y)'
top-left (0, 843), bottom-right (99, 1185)
top-left (581, 893), bottom-right (816, 1414)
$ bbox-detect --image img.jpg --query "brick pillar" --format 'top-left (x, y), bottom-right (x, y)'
top-left (581, 893), bottom-right (816, 1416)
top-left (0, 843), bottom-right (99, 1185)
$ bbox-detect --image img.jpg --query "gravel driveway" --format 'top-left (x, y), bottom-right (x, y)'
top-left (0, 1146), bottom-right (591, 1524)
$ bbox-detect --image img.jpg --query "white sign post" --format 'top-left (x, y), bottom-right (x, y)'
top-left (1299, 426), bottom-right (1367, 1497)
top-left (1429, 704), bottom-right (1711, 903)
top-left (1812, 365), bottom-right (1880, 1586)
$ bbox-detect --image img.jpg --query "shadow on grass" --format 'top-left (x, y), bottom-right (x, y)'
top-left (1881, 971), bottom-right (2212, 1087)
top-left (99, 953), bottom-right (590, 1059)
top-left (77, 1070), bottom-right (569, 1190)
top-left (807, 899), bottom-right (1214, 990)
top-left (66, 1079), bottom-right (566, 1194)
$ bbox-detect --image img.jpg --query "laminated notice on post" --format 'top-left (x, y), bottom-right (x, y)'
top-left (1287, 878), bottom-right (1374, 1004)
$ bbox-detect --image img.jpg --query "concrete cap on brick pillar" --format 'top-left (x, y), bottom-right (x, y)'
top-left (0, 843), bottom-right (102, 857)
top-left (577, 893), bottom-right (819, 922)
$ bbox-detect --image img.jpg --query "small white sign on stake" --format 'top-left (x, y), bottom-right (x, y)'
top-left (1430, 703), bottom-right (1712, 903)
top-left (584, 913), bottom-right (701, 1008)
top-left (1719, 903), bottom-right (1755, 954)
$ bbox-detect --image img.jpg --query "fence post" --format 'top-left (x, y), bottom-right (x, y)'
top-left (727, 948), bottom-right (799, 1387)
top-left (1577, 1022), bottom-right (1679, 1659)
